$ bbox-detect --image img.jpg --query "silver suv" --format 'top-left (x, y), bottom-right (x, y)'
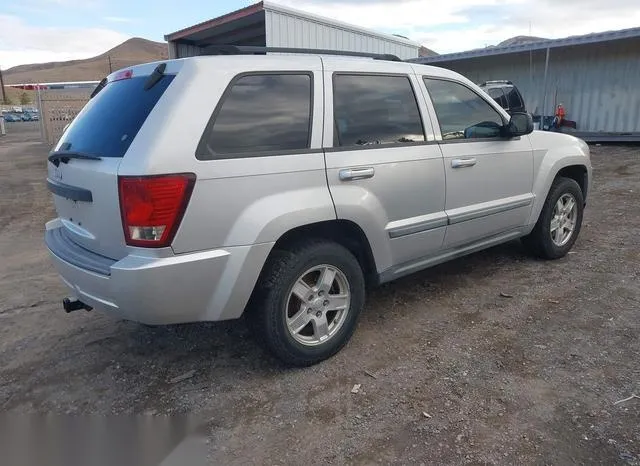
top-left (45, 48), bottom-right (591, 366)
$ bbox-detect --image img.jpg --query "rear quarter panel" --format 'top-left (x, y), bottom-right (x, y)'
top-left (116, 56), bottom-right (335, 253)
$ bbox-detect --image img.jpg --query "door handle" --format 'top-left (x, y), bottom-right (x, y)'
top-left (339, 167), bottom-right (375, 181)
top-left (451, 158), bottom-right (477, 168)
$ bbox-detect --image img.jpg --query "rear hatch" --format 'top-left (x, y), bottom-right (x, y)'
top-left (47, 66), bottom-right (176, 260)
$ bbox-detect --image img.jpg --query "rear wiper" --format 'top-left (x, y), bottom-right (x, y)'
top-left (144, 63), bottom-right (167, 91)
top-left (48, 150), bottom-right (102, 167)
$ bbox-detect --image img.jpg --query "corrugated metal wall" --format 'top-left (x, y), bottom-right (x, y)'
top-left (172, 42), bottom-right (205, 59)
top-left (436, 38), bottom-right (640, 133)
top-left (264, 10), bottom-right (418, 60)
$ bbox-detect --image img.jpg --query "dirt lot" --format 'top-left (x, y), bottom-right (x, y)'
top-left (0, 122), bottom-right (638, 465)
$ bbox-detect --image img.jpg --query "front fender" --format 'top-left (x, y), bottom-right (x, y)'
top-left (527, 132), bottom-right (592, 227)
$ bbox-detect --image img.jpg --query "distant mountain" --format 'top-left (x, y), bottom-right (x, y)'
top-left (419, 46), bottom-right (439, 57)
top-left (4, 38), bottom-right (168, 84)
top-left (497, 36), bottom-right (548, 47)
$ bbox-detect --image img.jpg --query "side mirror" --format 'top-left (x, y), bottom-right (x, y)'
top-left (507, 112), bottom-right (533, 137)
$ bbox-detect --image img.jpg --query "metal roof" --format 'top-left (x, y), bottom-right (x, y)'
top-left (165, 1), bottom-right (419, 48)
top-left (165, 2), bottom-right (264, 43)
top-left (260, 1), bottom-right (419, 47)
top-left (410, 26), bottom-right (640, 64)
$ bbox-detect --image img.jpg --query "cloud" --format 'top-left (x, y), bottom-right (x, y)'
top-left (0, 15), bottom-right (129, 69)
top-left (273, 0), bottom-right (640, 53)
top-left (275, 0), bottom-right (502, 30)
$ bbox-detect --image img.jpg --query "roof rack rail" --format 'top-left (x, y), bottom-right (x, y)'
top-left (480, 80), bottom-right (513, 86)
top-left (201, 45), bottom-right (402, 62)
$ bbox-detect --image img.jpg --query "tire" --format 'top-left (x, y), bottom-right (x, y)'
top-left (522, 176), bottom-right (584, 259)
top-left (248, 240), bottom-right (365, 366)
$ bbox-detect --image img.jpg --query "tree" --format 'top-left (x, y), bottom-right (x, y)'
top-left (20, 92), bottom-right (31, 105)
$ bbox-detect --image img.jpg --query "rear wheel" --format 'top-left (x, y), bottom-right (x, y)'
top-left (522, 176), bottom-right (584, 259)
top-left (248, 241), bottom-right (365, 366)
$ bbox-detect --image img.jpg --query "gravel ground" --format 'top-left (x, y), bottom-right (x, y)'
top-left (0, 122), bottom-right (639, 465)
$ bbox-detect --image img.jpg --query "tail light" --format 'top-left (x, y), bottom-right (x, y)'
top-left (111, 69), bottom-right (133, 82)
top-left (118, 174), bottom-right (195, 248)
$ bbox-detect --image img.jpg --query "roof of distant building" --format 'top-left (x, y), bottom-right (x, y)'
top-left (410, 26), bottom-right (640, 64)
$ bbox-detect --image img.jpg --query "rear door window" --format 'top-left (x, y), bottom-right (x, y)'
top-left (506, 86), bottom-right (524, 110)
top-left (332, 74), bottom-right (425, 147)
top-left (486, 87), bottom-right (509, 109)
top-left (197, 74), bottom-right (312, 159)
top-left (57, 75), bottom-right (175, 158)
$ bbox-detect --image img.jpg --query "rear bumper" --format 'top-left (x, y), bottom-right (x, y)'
top-left (45, 222), bottom-right (273, 325)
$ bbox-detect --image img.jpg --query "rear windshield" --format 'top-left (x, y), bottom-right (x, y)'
top-left (57, 74), bottom-right (175, 158)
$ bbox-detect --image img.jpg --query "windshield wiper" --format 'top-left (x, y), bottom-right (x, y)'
top-left (48, 150), bottom-right (102, 167)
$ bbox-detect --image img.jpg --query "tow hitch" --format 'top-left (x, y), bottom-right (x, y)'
top-left (63, 297), bottom-right (93, 313)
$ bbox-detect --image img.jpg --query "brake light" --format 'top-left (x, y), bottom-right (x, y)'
top-left (111, 69), bottom-right (133, 82)
top-left (118, 174), bottom-right (195, 248)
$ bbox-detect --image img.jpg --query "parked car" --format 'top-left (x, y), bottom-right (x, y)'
top-left (52, 113), bottom-right (73, 121)
top-left (479, 80), bottom-right (526, 114)
top-left (21, 112), bottom-right (37, 121)
top-left (4, 113), bottom-right (22, 122)
top-left (45, 50), bottom-right (591, 366)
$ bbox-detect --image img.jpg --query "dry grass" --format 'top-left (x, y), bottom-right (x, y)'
top-left (2, 88), bottom-right (36, 106)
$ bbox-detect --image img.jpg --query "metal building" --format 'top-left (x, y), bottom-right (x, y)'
top-left (411, 27), bottom-right (640, 141)
top-left (165, 1), bottom-right (419, 60)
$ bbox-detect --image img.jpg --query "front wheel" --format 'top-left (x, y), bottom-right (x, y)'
top-left (522, 176), bottom-right (584, 259)
top-left (248, 241), bottom-right (365, 366)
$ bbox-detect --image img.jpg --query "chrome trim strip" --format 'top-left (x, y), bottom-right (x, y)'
top-left (387, 213), bottom-right (448, 239)
top-left (379, 229), bottom-right (525, 283)
top-left (448, 194), bottom-right (534, 225)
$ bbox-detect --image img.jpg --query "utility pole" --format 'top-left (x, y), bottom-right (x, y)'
top-left (0, 66), bottom-right (6, 104)
top-left (108, 55), bottom-right (113, 73)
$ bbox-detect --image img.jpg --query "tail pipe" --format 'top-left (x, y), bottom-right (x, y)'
top-left (63, 297), bottom-right (93, 313)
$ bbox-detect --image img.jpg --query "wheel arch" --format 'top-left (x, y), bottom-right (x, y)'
top-left (269, 219), bottom-right (379, 287)
top-left (529, 157), bottom-right (590, 228)
top-left (556, 164), bottom-right (589, 201)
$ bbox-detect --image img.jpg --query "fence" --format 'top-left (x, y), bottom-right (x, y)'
top-left (38, 88), bottom-right (93, 146)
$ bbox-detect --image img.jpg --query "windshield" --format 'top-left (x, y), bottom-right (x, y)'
top-left (56, 74), bottom-right (175, 158)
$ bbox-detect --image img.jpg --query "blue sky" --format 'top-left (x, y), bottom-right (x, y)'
top-left (5, 1), bottom-right (242, 42)
top-left (1, 0), bottom-right (639, 69)
top-left (0, 0), bottom-right (249, 68)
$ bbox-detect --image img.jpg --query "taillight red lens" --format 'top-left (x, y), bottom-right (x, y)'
top-left (111, 69), bottom-right (133, 82)
top-left (118, 174), bottom-right (195, 248)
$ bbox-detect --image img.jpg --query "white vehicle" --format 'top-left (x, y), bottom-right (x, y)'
top-left (45, 47), bottom-right (591, 365)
